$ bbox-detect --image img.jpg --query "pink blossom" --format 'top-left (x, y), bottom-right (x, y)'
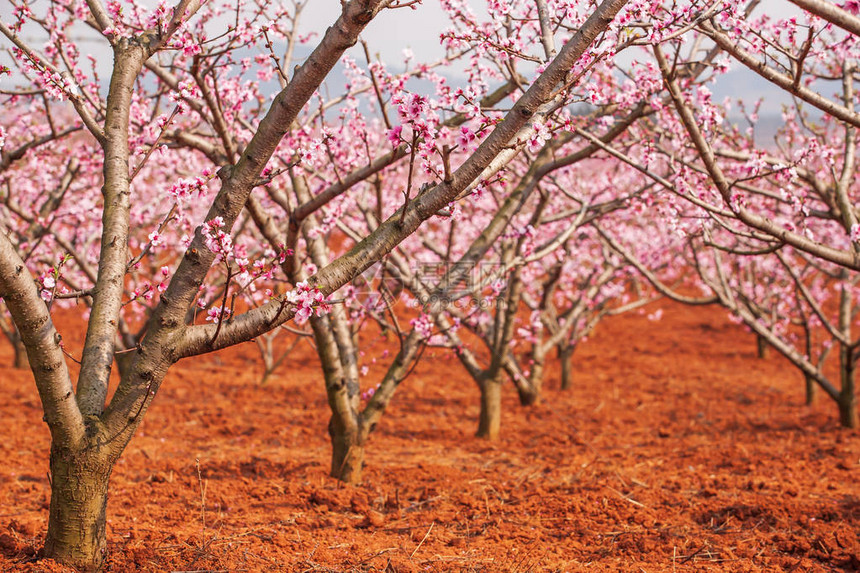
top-left (410, 314), bottom-right (433, 339)
top-left (206, 306), bottom-right (232, 323)
top-left (361, 385), bottom-right (378, 400)
top-left (387, 126), bottom-right (403, 145)
top-left (286, 281), bottom-right (331, 325)
top-left (203, 217), bottom-right (233, 261)
top-left (457, 126), bottom-right (476, 148)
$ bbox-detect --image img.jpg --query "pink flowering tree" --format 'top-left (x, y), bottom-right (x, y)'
top-left (408, 0), bottom-right (739, 434)
top-left (229, 0), bottom-right (728, 476)
top-left (512, 217), bottom-right (657, 396)
top-left (241, 0), bottom-right (649, 474)
top-left (0, 107), bottom-right (88, 368)
top-left (587, 2), bottom-right (860, 427)
top-left (0, 0), bottom-right (632, 568)
top-left (386, 103), bottom-right (674, 439)
top-left (654, 4), bottom-right (860, 427)
top-left (324, 10), bottom-right (670, 444)
top-left (427, 175), bottom-right (658, 438)
top-left (603, 202), bottom-right (860, 428)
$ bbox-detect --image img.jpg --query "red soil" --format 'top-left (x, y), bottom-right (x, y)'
top-left (0, 302), bottom-right (857, 572)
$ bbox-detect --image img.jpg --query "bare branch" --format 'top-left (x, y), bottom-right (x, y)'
top-left (595, 223), bottom-right (719, 306)
top-left (534, 0), bottom-right (557, 59)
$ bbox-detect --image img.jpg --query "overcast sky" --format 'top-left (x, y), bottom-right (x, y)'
top-left (299, 1), bottom-right (454, 63)
top-left (0, 0), bottom-right (806, 119)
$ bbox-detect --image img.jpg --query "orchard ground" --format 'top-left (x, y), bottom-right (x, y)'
top-left (0, 302), bottom-right (857, 572)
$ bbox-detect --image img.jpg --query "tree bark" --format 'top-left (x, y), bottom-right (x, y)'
top-left (805, 374), bottom-right (816, 406)
top-left (12, 335), bottom-right (29, 370)
top-left (43, 445), bottom-right (113, 572)
top-left (519, 358), bottom-right (543, 406)
top-left (329, 420), bottom-right (365, 484)
top-left (838, 346), bottom-right (857, 429)
top-left (838, 388), bottom-right (857, 429)
top-left (837, 282), bottom-right (857, 428)
top-left (559, 345), bottom-right (574, 390)
top-left (756, 335), bottom-right (769, 359)
top-left (113, 351), bottom-right (134, 380)
top-left (294, 173), bottom-right (365, 484)
top-left (515, 382), bottom-right (540, 406)
top-left (505, 351), bottom-right (541, 406)
top-left (477, 377), bottom-right (503, 440)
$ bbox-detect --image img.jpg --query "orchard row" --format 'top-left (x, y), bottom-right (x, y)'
top-left (0, 0), bottom-right (858, 569)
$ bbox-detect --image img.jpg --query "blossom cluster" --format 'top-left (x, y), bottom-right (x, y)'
top-left (202, 217), bottom-right (234, 262)
top-left (286, 281), bottom-right (331, 324)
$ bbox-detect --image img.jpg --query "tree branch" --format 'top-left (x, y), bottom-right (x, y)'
top-left (0, 233), bottom-right (85, 447)
top-left (655, 43), bottom-right (860, 270)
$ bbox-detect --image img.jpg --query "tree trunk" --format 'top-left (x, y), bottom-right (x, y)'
top-left (838, 390), bottom-right (857, 429)
top-left (756, 335), bottom-right (769, 359)
top-left (114, 351), bottom-right (134, 380)
top-left (518, 364), bottom-right (542, 406)
top-left (477, 377), bottom-right (502, 440)
top-left (516, 382), bottom-right (540, 406)
top-left (559, 345), bottom-right (574, 390)
top-left (805, 374), bottom-right (816, 406)
top-left (43, 445), bottom-right (113, 572)
top-left (838, 346), bottom-right (857, 429)
top-left (12, 335), bottom-right (29, 370)
top-left (329, 420), bottom-right (365, 484)
top-left (837, 283), bottom-right (856, 429)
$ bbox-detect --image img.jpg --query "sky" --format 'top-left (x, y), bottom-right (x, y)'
top-left (0, 0), bottom-right (455, 73)
top-left (298, 1), bottom-right (454, 63)
top-left (0, 0), bottom-right (808, 125)
top-left (290, 0), bottom-right (806, 131)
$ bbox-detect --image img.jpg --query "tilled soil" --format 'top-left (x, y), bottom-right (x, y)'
top-left (0, 302), bottom-right (857, 572)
